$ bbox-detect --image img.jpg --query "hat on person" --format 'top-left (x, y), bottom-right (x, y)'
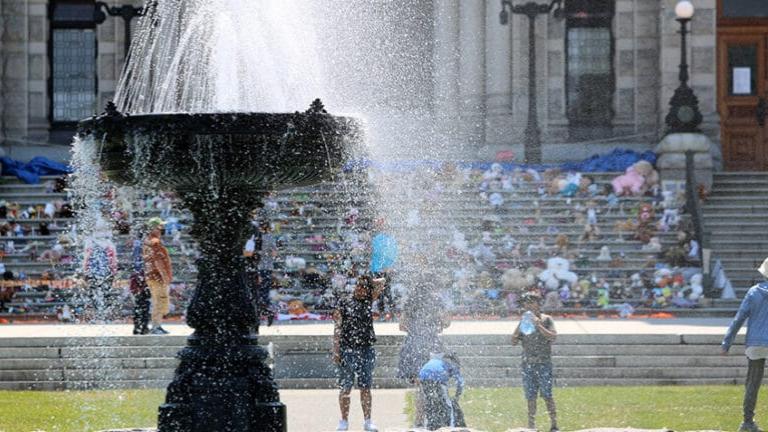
top-left (146, 217), bottom-right (166, 229)
top-left (758, 257), bottom-right (768, 279)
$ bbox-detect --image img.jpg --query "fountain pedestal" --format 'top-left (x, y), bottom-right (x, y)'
top-left (79, 100), bottom-right (359, 432)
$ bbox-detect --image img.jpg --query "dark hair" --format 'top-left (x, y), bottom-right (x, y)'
top-left (444, 352), bottom-right (461, 368)
top-left (520, 291), bottom-right (542, 305)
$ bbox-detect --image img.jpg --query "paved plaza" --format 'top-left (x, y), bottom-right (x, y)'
top-left (0, 318), bottom-right (739, 339)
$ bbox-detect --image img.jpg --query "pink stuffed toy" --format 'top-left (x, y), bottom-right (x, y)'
top-left (612, 165), bottom-right (645, 196)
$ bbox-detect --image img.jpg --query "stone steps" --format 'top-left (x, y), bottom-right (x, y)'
top-left (0, 334), bottom-right (751, 390)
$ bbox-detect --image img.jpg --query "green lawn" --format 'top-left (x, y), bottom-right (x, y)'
top-left (411, 386), bottom-right (760, 432)
top-left (0, 390), bottom-right (164, 432)
top-left (0, 386), bottom-right (760, 432)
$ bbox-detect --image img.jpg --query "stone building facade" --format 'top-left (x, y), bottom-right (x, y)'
top-left (434, 0), bottom-right (719, 161)
top-left (0, 0), bottom-right (744, 165)
top-left (0, 0), bottom-right (141, 160)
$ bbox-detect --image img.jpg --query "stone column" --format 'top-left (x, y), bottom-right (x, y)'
top-left (484, 0), bottom-right (513, 150)
top-left (2, 0), bottom-right (28, 141)
top-left (433, 0), bottom-right (460, 139)
top-left (0, 0), bottom-right (5, 145)
top-left (458, 0), bottom-right (486, 148)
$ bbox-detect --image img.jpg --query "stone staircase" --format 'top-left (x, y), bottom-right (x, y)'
top-left (705, 172), bottom-right (768, 302)
top-left (0, 334), bottom-right (748, 390)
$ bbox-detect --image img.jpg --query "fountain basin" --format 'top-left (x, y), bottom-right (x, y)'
top-left (78, 101), bottom-right (362, 192)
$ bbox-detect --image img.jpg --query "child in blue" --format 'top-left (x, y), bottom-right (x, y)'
top-left (512, 291), bottom-right (559, 432)
top-left (418, 352), bottom-right (464, 430)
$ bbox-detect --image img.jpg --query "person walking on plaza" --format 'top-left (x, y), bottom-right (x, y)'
top-left (130, 229), bottom-right (150, 335)
top-left (722, 257), bottom-right (768, 432)
top-left (512, 291), bottom-right (559, 432)
top-left (333, 275), bottom-right (384, 432)
top-left (142, 217), bottom-right (173, 335)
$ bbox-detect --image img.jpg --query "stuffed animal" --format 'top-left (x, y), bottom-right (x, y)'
top-left (611, 165), bottom-right (646, 196)
top-left (689, 273), bottom-right (704, 301)
top-left (641, 237), bottom-right (663, 253)
top-left (538, 257), bottom-right (578, 291)
top-left (611, 160), bottom-right (658, 196)
top-left (633, 160), bottom-right (660, 193)
top-left (555, 234), bottom-right (570, 255)
top-left (580, 224), bottom-right (601, 242)
top-left (501, 268), bottom-right (535, 293)
top-left (596, 246), bottom-right (612, 262)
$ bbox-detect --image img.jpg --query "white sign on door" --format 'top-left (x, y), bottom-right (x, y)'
top-left (733, 67), bottom-right (752, 94)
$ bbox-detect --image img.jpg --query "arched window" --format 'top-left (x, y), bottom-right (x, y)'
top-left (565, 0), bottom-right (615, 140)
top-left (49, 0), bottom-right (97, 126)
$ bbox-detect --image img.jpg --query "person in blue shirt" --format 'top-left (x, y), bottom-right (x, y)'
top-left (418, 352), bottom-right (465, 430)
top-left (722, 258), bottom-right (768, 432)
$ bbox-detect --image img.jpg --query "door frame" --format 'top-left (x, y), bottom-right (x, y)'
top-left (717, 0), bottom-right (768, 170)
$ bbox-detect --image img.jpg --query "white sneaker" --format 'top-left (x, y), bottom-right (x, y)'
top-left (363, 419), bottom-right (379, 432)
top-left (336, 419), bottom-right (349, 431)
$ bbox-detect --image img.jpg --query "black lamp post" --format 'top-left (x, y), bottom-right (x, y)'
top-left (665, 0), bottom-right (703, 133)
top-left (94, 2), bottom-right (146, 56)
top-left (500, 0), bottom-right (564, 164)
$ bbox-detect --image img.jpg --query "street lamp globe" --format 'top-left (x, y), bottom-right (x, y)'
top-left (675, 1), bottom-right (695, 20)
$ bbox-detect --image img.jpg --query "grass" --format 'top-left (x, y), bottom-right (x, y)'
top-left (0, 390), bottom-right (164, 432)
top-left (407, 385), bottom-right (762, 431)
top-left (0, 386), bottom-right (760, 431)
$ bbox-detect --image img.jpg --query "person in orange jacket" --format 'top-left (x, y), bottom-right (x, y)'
top-left (142, 217), bottom-right (173, 334)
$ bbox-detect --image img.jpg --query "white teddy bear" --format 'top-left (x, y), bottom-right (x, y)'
top-left (538, 257), bottom-right (578, 291)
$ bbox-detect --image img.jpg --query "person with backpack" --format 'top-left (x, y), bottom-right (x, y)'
top-left (722, 257), bottom-right (768, 432)
top-left (418, 351), bottom-right (465, 430)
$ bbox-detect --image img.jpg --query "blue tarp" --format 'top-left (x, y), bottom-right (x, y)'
top-left (344, 148), bottom-right (657, 174)
top-left (1, 156), bottom-right (73, 184)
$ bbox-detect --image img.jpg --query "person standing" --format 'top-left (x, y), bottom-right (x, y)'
top-left (333, 275), bottom-right (384, 432)
top-left (722, 257), bottom-right (768, 432)
top-left (82, 219), bottom-right (118, 322)
top-left (256, 220), bottom-right (277, 321)
top-left (142, 217), bottom-right (173, 335)
top-left (130, 229), bottom-right (150, 335)
top-left (512, 292), bottom-right (559, 432)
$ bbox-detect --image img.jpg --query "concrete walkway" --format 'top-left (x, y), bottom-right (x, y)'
top-left (0, 318), bottom-right (739, 339)
top-left (283, 388), bottom-right (409, 431)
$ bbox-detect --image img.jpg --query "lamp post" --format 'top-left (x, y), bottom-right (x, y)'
top-left (665, 0), bottom-right (703, 133)
top-left (500, 0), bottom-right (564, 164)
top-left (94, 2), bottom-right (146, 56)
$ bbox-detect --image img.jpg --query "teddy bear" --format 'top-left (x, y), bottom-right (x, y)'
top-left (501, 268), bottom-right (536, 293)
top-left (538, 257), bottom-right (578, 291)
top-left (611, 160), bottom-right (659, 196)
top-left (688, 273), bottom-right (704, 301)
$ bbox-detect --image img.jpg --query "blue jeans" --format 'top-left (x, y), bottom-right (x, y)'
top-left (522, 362), bottom-right (554, 400)
top-left (338, 347), bottom-right (376, 391)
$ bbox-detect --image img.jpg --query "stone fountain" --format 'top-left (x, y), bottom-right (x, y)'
top-left (78, 99), bottom-right (361, 431)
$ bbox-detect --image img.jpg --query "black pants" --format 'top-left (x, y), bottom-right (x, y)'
top-left (745, 358), bottom-right (766, 423)
top-left (420, 381), bottom-right (452, 430)
top-left (133, 289), bottom-right (151, 333)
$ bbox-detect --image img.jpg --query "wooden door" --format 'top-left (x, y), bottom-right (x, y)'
top-left (718, 33), bottom-right (768, 171)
